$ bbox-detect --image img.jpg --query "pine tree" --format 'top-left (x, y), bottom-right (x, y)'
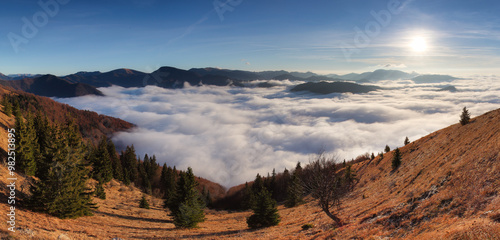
top-left (392, 148), bottom-right (402, 170)
top-left (28, 121), bottom-right (95, 218)
top-left (17, 112), bottom-right (38, 176)
top-left (460, 107), bottom-right (471, 125)
top-left (121, 145), bottom-right (138, 185)
top-left (285, 173), bottom-right (304, 208)
top-left (384, 145), bottom-right (391, 153)
top-left (95, 182), bottom-right (106, 200)
top-left (139, 196), bottom-right (150, 209)
top-left (90, 136), bottom-right (113, 183)
top-left (160, 163), bottom-right (169, 193)
top-left (241, 182), bottom-right (253, 209)
top-left (138, 160), bottom-right (152, 194)
top-left (404, 137), bottom-right (410, 146)
top-left (2, 95), bottom-right (12, 117)
top-left (148, 155), bottom-right (159, 182)
top-left (247, 188), bottom-right (281, 229)
top-left (167, 167), bottom-right (205, 228)
top-left (371, 152), bottom-right (375, 160)
top-left (107, 139), bottom-right (123, 181)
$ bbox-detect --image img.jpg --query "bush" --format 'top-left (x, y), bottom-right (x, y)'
top-left (302, 223), bottom-right (315, 230)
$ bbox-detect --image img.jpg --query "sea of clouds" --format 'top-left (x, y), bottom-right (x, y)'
top-left (55, 76), bottom-right (500, 188)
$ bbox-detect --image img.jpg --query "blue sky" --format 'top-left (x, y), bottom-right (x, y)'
top-left (1, 0), bottom-right (500, 76)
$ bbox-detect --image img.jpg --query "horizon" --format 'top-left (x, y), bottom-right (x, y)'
top-left (0, 66), bottom-right (486, 79)
top-left (2, 1), bottom-right (500, 76)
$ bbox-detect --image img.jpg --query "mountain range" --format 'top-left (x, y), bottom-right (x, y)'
top-left (0, 67), bottom-right (459, 98)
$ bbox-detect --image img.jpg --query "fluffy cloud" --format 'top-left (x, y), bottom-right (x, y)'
top-left (56, 77), bottom-right (500, 188)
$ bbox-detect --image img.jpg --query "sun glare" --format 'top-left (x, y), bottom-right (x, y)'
top-left (410, 37), bottom-right (428, 52)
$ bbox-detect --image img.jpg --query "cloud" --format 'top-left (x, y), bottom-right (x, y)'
top-left (55, 77), bottom-right (500, 188)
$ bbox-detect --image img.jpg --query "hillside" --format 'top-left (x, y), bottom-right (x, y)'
top-left (290, 81), bottom-right (379, 94)
top-left (0, 85), bottom-right (132, 144)
top-left (0, 75), bottom-right (103, 98)
top-left (1, 106), bottom-right (499, 239)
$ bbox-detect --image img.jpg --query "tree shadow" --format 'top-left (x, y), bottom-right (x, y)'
top-left (93, 210), bottom-right (173, 224)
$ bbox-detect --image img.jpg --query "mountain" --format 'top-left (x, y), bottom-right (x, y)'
top-left (63, 68), bottom-right (147, 88)
top-left (412, 74), bottom-right (459, 83)
top-left (190, 68), bottom-right (321, 81)
top-left (340, 69), bottom-right (419, 82)
top-left (0, 73), bottom-right (42, 80)
top-left (290, 81), bottom-right (379, 94)
top-left (145, 66), bottom-right (243, 88)
top-left (0, 85), bottom-right (132, 144)
top-left (189, 67), bottom-right (261, 81)
top-left (0, 74), bottom-right (103, 98)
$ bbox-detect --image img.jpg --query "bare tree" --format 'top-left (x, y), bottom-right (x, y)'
top-left (302, 154), bottom-right (356, 226)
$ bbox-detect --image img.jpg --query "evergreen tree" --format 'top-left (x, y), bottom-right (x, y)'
top-left (384, 145), bottom-right (391, 153)
top-left (139, 196), bottom-right (150, 209)
top-left (148, 155), bottom-right (159, 182)
top-left (294, 162), bottom-right (303, 177)
top-left (167, 167), bottom-right (205, 228)
top-left (404, 136), bottom-right (410, 146)
top-left (28, 122), bottom-right (95, 219)
top-left (138, 160), bottom-right (152, 194)
top-left (90, 136), bottom-right (113, 183)
top-left (241, 182), bottom-right (253, 209)
top-left (17, 112), bottom-right (38, 176)
top-left (121, 145), bottom-right (138, 185)
top-left (371, 152), bottom-right (375, 160)
top-left (285, 173), bottom-right (304, 208)
top-left (94, 182), bottom-right (106, 200)
top-left (343, 164), bottom-right (357, 188)
top-left (392, 148), bottom-right (402, 170)
top-left (107, 139), bottom-right (123, 181)
top-left (460, 107), bottom-right (471, 125)
top-left (160, 163), bottom-right (169, 193)
top-left (247, 188), bottom-right (281, 229)
top-left (2, 95), bottom-right (12, 117)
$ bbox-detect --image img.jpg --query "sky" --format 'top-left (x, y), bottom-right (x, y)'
top-left (2, 0), bottom-right (500, 76)
top-left (56, 77), bottom-right (500, 187)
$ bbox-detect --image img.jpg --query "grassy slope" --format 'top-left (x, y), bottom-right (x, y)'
top-left (1, 98), bottom-right (500, 239)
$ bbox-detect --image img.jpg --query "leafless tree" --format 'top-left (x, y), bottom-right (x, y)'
top-left (302, 154), bottom-right (356, 226)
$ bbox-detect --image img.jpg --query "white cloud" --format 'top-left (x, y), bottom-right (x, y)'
top-left (55, 77), bottom-right (500, 188)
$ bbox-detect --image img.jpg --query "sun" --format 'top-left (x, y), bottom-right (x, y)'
top-left (410, 37), bottom-right (428, 52)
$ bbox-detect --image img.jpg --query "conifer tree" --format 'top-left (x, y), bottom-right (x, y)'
top-left (95, 182), bottom-right (106, 200)
top-left (138, 160), bottom-right (152, 194)
top-left (121, 145), bottom-right (138, 185)
top-left (90, 136), bottom-right (113, 183)
top-left (384, 145), bottom-right (391, 153)
top-left (2, 95), bottom-right (12, 117)
top-left (404, 137), bottom-right (410, 146)
top-left (241, 182), bottom-right (253, 209)
top-left (285, 173), bottom-right (304, 208)
top-left (371, 152), bottom-right (375, 160)
top-left (160, 163), bottom-right (169, 193)
top-left (148, 155), bottom-right (159, 182)
top-left (392, 148), bottom-right (402, 170)
top-left (139, 196), bottom-right (150, 209)
top-left (107, 139), bottom-right (123, 181)
top-left (17, 112), bottom-right (38, 176)
top-left (460, 107), bottom-right (471, 125)
top-left (247, 188), bottom-right (281, 229)
top-left (28, 121), bottom-right (95, 218)
top-left (167, 167), bottom-right (205, 228)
